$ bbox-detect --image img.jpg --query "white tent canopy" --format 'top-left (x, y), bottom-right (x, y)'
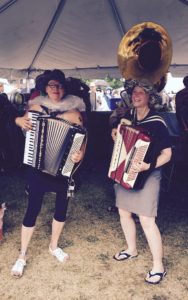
top-left (0, 0), bottom-right (188, 79)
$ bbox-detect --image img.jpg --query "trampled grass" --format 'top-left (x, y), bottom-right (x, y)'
top-left (0, 164), bottom-right (188, 300)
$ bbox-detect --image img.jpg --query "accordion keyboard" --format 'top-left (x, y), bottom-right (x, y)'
top-left (23, 111), bottom-right (40, 166)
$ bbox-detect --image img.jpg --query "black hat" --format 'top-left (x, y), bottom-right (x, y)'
top-left (35, 70), bottom-right (51, 90)
top-left (42, 69), bottom-right (66, 93)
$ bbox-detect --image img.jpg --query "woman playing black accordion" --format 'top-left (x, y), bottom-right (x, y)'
top-left (11, 70), bottom-right (86, 278)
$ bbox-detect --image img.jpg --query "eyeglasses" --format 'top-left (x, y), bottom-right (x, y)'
top-left (47, 84), bottom-right (64, 90)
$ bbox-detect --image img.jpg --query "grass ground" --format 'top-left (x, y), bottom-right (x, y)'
top-left (0, 162), bottom-right (188, 300)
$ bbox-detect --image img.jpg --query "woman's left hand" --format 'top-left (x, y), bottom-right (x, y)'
top-left (70, 150), bottom-right (83, 163)
top-left (15, 115), bottom-right (32, 130)
top-left (131, 161), bottom-right (150, 173)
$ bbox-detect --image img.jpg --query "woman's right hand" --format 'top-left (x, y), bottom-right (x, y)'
top-left (15, 115), bottom-right (32, 131)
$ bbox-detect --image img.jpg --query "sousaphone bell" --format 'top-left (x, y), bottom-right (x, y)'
top-left (118, 22), bottom-right (172, 91)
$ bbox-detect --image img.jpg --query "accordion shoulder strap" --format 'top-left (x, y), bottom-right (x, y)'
top-left (131, 108), bottom-right (167, 127)
top-left (138, 115), bottom-right (167, 127)
top-left (40, 105), bottom-right (65, 117)
top-left (40, 105), bottom-right (50, 115)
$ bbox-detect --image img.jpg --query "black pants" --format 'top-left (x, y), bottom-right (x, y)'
top-left (23, 168), bottom-right (69, 227)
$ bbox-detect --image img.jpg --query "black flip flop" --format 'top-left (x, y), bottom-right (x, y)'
top-left (145, 271), bottom-right (167, 284)
top-left (113, 250), bottom-right (138, 261)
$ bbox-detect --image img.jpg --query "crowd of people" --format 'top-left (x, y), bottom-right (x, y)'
top-left (0, 71), bottom-right (188, 285)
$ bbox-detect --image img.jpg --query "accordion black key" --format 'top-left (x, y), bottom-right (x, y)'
top-left (23, 111), bottom-right (86, 177)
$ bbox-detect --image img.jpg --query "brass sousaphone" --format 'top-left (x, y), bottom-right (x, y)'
top-left (118, 22), bottom-right (172, 91)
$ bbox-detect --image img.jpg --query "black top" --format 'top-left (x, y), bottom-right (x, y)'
top-left (0, 94), bottom-right (24, 169)
top-left (124, 108), bottom-right (172, 163)
top-left (175, 87), bottom-right (188, 131)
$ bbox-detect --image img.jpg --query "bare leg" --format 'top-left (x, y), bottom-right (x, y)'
top-left (19, 225), bottom-right (35, 258)
top-left (11, 225), bottom-right (35, 277)
top-left (139, 215), bottom-right (164, 282)
top-left (49, 219), bottom-right (69, 263)
top-left (116, 208), bottom-right (138, 256)
top-left (50, 218), bottom-right (65, 250)
top-left (0, 204), bottom-right (6, 241)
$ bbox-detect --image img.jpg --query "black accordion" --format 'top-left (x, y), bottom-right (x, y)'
top-left (23, 111), bottom-right (86, 177)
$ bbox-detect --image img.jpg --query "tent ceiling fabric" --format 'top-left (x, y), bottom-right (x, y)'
top-left (0, 0), bottom-right (188, 79)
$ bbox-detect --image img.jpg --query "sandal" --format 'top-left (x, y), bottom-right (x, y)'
top-left (49, 246), bottom-right (69, 263)
top-left (145, 270), bottom-right (167, 284)
top-left (11, 259), bottom-right (26, 278)
top-left (113, 250), bottom-right (138, 261)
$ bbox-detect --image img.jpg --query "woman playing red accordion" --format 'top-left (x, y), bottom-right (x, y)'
top-left (111, 79), bottom-right (172, 284)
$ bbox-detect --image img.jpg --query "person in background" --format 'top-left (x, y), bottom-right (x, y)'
top-left (160, 90), bottom-right (171, 110)
top-left (0, 94), bottom-right (24, 173)
top-left (89, 82), bottom-right (97, 111)
top-left (175, 75), bottom-right (188, 166)
top-left (66, 77), bottom-right (91, 114)
top-left (96, 88), bottom-right (110, 111)
top-left (0, 82), bottom-right (4, 94)
top-left (109, 104), bottom-right (128, 128)
top-left (0, 94), bottom-right (24, 241)
top-left (109, 85), bottom-right (133, 129)
top-left (175, 75), bottom-right (188, 131)
top-left (0, 82), bottom-right (8, 100)
top-left (111, 79), bottom-right (172, 284)
top-left (104, 87), bottom-right (112, 109)
top-left (11, 69), bottom-right (86, 278)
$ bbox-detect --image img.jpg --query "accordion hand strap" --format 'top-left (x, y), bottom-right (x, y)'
top-left (67, 133), bottom-right (88, 198)
top-left (67, 178), bottom-right (75, 198)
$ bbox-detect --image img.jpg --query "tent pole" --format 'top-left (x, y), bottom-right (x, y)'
top-left (28, 0), bottom-right (67, 72)
top-left (108, 0), bottom-right (126, 37)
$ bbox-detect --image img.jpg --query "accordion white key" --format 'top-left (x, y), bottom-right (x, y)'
top-left (23, 111), bottom-right (86, 177)
top-left (108, 123), bottom-right (151, 189)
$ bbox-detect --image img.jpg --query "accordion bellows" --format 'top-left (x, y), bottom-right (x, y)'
top-left (23, 111), bottom-right (86, 177)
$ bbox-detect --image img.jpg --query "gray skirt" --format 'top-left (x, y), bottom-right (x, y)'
top-left (115, 170), bottom-right (161, 217)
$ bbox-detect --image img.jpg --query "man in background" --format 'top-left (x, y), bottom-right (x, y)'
top-left (175, 75), bottom-right (188, 165)
top-left (0, 82), bottom-right (4, 94)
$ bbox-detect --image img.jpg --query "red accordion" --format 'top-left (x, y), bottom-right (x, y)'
top-left (108, 123), bottom-right (151, 189)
